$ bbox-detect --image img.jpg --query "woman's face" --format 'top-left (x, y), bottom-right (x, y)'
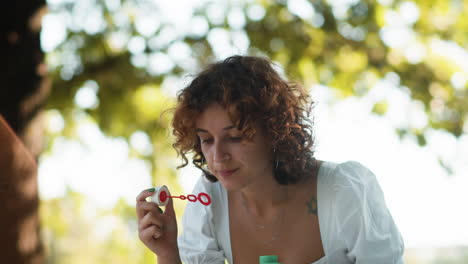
top-left (195, 103), bottom-right (274, 191)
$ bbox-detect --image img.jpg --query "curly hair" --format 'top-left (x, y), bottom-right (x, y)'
top-left (171, 55), bottom-right (317, 185)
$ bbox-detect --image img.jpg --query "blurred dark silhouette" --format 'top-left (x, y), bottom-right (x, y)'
top-left (0, 1), bottom-right (48, 263)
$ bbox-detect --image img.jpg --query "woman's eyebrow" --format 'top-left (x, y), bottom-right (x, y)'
top-left (195, 125), bottom-right (236, 133)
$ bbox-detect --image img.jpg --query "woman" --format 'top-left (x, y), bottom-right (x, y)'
top-left (136, 55), bottom-right (404, 263)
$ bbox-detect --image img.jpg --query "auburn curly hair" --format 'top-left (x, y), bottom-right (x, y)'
top-left (171, 55), bottom-right (317, 185)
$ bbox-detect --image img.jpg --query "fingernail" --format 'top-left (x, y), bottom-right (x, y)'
top-left (146, 188), bottom-right (155, 192)
top-left (158, 207), bottom-right (163, 214)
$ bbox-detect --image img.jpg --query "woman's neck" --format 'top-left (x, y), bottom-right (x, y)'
top-left (238, 177), bottom-right (289, 218)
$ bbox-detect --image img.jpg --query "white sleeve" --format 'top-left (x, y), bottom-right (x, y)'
top-left (334, 161), bottom-right (405, 264)
top-left (178, 178), bottom-right (226, 264)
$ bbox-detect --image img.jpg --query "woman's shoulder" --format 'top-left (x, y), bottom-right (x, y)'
top-left (319, 160), bottom-right (390, 219)
top-left (319, 160), bottom-right (377, 188)
top-left (317, 160), bottom-right (385, 209)
top-left (319, 161), bottom-right (405, 259)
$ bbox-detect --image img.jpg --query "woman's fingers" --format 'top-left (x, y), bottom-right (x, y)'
top-left (136, 189), bottom-right (169, 240)
top-left (136, 189), bottom-right (156, 203)
top-left (139, 211), bottom-right (164, 233)
top-left (139, 225), bottom-right (162, 244)
top-left (136, 189), bottom-right (157, 219)
top-left (152, 227), bottom-right (164, 239)
top-left (138, 201), bottom-right (162, 216)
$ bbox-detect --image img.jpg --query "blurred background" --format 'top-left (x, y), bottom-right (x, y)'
top-left (1, 0), bottom-right (468, 263)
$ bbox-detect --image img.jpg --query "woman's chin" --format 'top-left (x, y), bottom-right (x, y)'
top-left (217, 178), bottom-right (242, 191)
top-left (214, 170), bottom-right (240, 189)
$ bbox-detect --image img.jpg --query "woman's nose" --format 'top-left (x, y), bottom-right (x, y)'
top-left (213, 143), bottom-right (230, 163)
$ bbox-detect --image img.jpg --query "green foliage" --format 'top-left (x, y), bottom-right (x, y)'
top-left (40, 189), bottom-right (156, 264)
top-left (372, 100), bottom-right (388, 115)
top-left (46, 0), bottom-right (468, 148)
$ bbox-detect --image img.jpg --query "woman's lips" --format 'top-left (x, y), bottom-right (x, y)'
top-left (218, 168), bottom-right (238, 177)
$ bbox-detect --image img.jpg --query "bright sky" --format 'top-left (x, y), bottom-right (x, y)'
top-left (39, 0), bottom-right (468, 250)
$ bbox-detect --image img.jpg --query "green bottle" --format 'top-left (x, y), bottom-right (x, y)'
top-left (259, 255), bottom-right (281, 264)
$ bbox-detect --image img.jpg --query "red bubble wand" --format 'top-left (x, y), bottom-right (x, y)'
top-left (150, 185), bottom-right (212, 206)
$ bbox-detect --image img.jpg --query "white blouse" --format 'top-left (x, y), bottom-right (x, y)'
top-left (178, 161), bottom-right (405, 264)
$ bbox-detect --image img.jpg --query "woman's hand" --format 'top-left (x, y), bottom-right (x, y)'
top-left (136, 189), bottom-right (180, 260)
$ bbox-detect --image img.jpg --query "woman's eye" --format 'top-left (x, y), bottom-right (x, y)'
top-left (201, 138), bottom-right (213, 144)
